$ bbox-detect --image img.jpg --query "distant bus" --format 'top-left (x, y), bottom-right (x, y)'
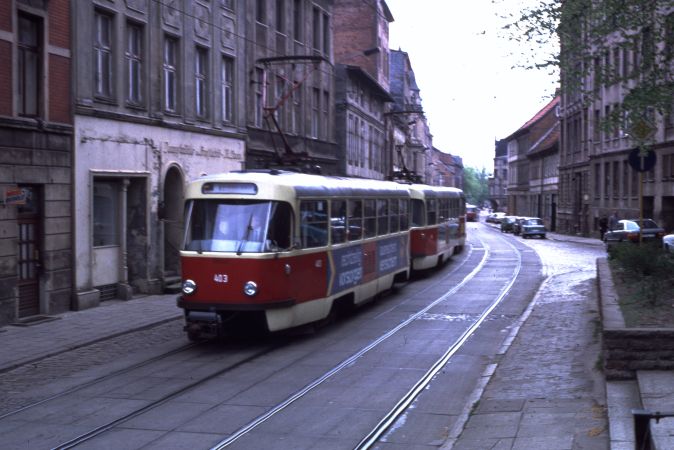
top-left (466, 204), bottom-right (478, 222)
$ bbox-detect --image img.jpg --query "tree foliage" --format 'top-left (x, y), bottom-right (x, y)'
top-left (500, 0), bottom-right (674, 134)
top-left (463, 167), bottom-right (490, 206)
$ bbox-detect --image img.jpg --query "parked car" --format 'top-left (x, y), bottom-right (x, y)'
top-left (500, 216), bottom-right (517, 233)
top-left (603, 219), bottom-right (665, 246)
top-left (520, 217), bottom-right (547, 239)
top-left (512, 217), bottom-right (528, 235)
top-left (487, 212), bottom-right (506, 224)
top-left (663, 234), bottom-right (674, 253)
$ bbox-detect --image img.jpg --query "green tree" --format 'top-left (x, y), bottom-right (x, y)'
top-left (500, 0), bottom-right (674, 131)
top-left (463, 167), bottom-right (490, 206)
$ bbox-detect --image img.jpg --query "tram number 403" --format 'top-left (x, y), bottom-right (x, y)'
top-left (213, 274), bottom-right (229, 283)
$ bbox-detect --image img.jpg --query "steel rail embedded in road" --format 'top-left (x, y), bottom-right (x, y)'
top-left (49, 345), bottom-right (279, 450)
top-left (356, 236), bottom-right (523, 449)
top-left (0, 342), bottom-right (198, 421)
top-left (210, 243), bottom-right (493, 450)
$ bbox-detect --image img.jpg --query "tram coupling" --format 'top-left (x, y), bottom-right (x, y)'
top-left (184, 311), bottom-right (222, 340)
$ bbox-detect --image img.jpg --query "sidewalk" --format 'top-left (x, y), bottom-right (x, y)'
top-left (448, 232), bottom-right (610, 449)
top-left (0, 294), bottom-right (182, 373)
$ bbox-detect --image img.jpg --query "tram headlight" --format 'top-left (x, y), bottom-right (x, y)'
top-left (182, 279), bottom-right (197, 295)
top-left (243, 281), bottom-right (258, 297)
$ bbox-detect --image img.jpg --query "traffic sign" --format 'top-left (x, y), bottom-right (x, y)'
top-left (628, 147), bottom-right (656, 172)
top-left (629, 117), bottom-right (656, 141)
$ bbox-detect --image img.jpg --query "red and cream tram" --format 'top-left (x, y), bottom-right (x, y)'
top-left (408, 185), bottom-right (466, 270)
top-left (177, 170), bottom-right (466, 339)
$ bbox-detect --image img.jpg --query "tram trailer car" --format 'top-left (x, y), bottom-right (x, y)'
top-left (408, 185), bottom-right (466, 271)
top-left (177, 170), bottom-right (465, 340)
top-left (465, 204), bottom-right (478, 222)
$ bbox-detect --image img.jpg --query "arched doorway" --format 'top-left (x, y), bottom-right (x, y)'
top-left (163, 167), bottom-right (184, 283)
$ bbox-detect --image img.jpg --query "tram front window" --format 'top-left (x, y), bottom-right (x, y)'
top-left (183, 200), bottom-right (292, 253)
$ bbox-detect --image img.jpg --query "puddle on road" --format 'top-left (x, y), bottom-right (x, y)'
top-left (417, 313), bottom-right (475, 322)
top-left (538, 275), bottom-right (595, 305)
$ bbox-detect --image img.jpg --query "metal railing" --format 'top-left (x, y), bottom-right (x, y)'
top-left (633, 409), bottom-right (674, 450)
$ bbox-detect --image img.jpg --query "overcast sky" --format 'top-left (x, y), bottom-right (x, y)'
top-left (385, 0), bottom-right (559, 171)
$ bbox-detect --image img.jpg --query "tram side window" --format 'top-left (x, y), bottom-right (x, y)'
top-left (268, 201), bottom-right (293, 250)
top-left (411, 199), bottom-right (424, 227)
top-left (364, 199), bottom-right (377, 238)
top-left (331, 199), bottom-right (347, 244)
top-left (300, 200), bottom-right (328, 248)
top-left (390, 198), bottom-right (400, 233)
top-left (377, 199), bottom-right (389, 235)
top-left (347, 199), bottom-right (363, 241)
top-left (427, 199), bottom-right (437, 225)
top-left (439, 199), bottom-right (449, 223)
top-left (400, 199), bottom-right (409, 230)
top-left (450, 198), bottom-right (459, 219)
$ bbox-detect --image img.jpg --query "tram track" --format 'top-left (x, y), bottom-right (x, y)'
top-left (357, 238), bottom-right (522, 449)
top-left (0, 342), bottom-right (198, 422)
top-left (51, 346), bottom-right (279, 450)
top-left (4, 225), bottom-right (534, 450)
top-left (209, 229), bottom-right (524, 449)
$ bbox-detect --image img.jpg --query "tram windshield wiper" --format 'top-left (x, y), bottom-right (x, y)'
top-left (236, 213), bottom-right (254, 255)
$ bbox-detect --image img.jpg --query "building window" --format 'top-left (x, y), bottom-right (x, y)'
top-left (221, 56), bottom-right (234, 123)
top-left (311, 88), bottom-right (319, 138)
top-left (666, 14), bottom-right (674, 62)
top-left (254, 68), bottom-right (264, 127)
top-left (17, 13), bottom-right (41, 117)
top-left (276, 0), bottom-right (285, 33)
top-left (293, 0), bottom-right (302, 42)
top-left (126, 22), bottom-right (143, 105)
top-left (163, 36), bottom-right (179, 112)
top-left (322, 13), bottom-right (330, 55)
top-left (291, 87), bottom-right (301, 134)
top-left (195, 46), bottom-right (209, 118)
top-left (322, 90), bottom-right (329, 139)
top-left (94, 11), bottom-right (113, 98)
top-left (93, 181), bottom-right (119, 247)
top-left (256, 0), bottom-right (266, 23)
top-left (312, 7), bottom-right (320, 51)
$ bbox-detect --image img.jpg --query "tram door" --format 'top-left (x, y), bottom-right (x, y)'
top-left (17, 186), bottom-right (42, 318)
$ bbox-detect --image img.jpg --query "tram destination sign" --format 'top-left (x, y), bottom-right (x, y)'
top-left (628, 147), bottom-right (656, 173)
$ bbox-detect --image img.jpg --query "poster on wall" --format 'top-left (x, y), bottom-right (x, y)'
top-left (4, 187), bottom-right (26, 206)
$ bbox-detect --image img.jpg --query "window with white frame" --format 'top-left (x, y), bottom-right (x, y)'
top-left (195, 46), bottom-right (209, 118)
top-left (17, 13), bottom-right (41, 117)
top-left (94, 11), bottom-right (113, 98)
top-left (163, 36), bottom-right (178, 112)
top-left (221, 56), bottom-right (234, 123)
top-left (126, 22), bottom-right (143, 105)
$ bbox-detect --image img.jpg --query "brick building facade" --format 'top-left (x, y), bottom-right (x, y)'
top-left (0, 0), bottom-right (73, 325)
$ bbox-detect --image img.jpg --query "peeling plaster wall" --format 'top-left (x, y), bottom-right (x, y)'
top-left (74, 116), bottom-right (245, 295)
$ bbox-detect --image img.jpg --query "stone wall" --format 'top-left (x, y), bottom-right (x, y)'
top-left (598, 257), bottom-right (674, 379)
